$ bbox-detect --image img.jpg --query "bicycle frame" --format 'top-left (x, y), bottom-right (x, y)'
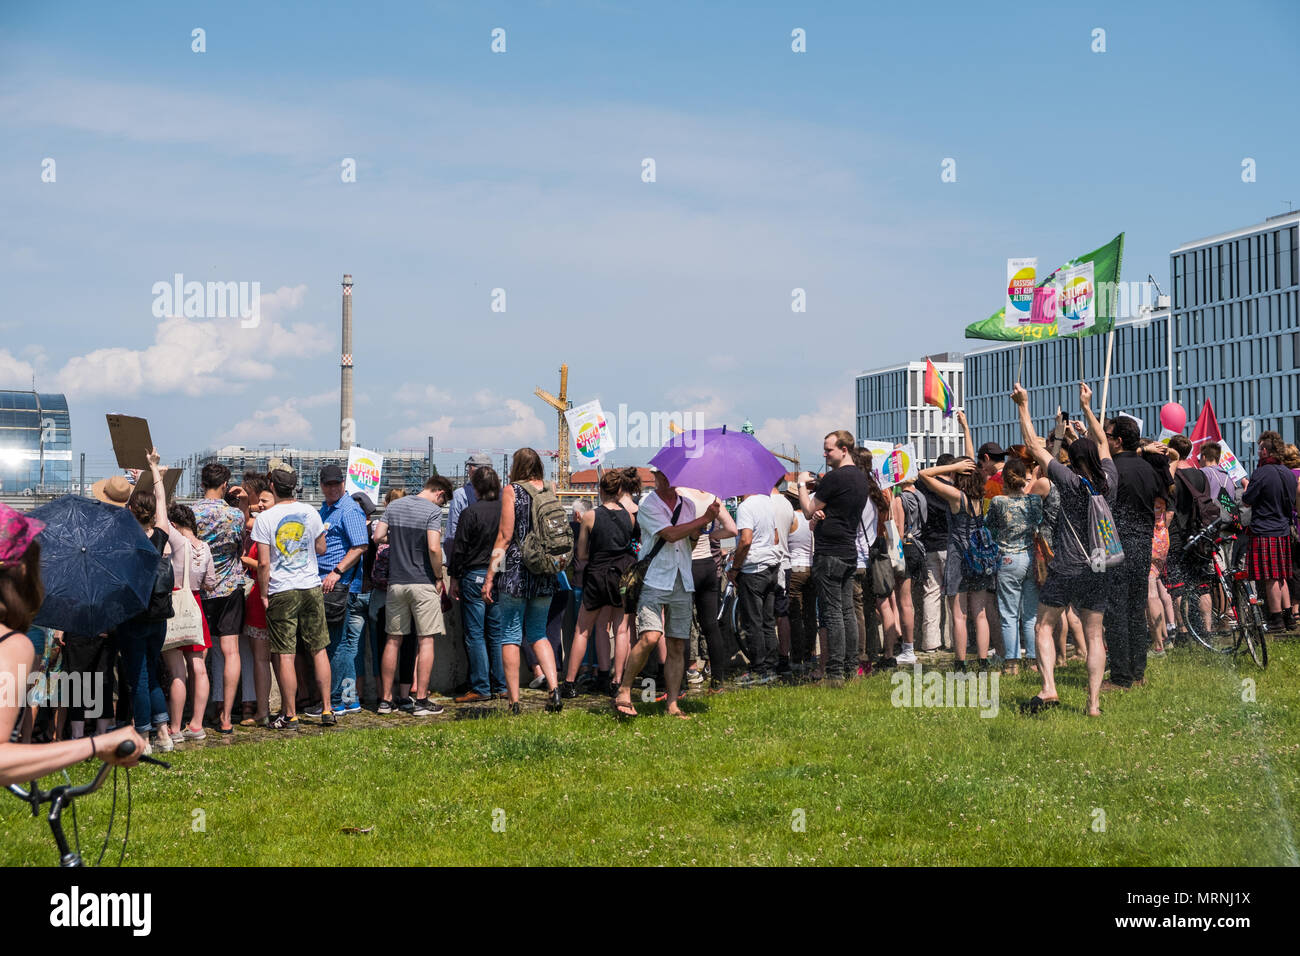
top-left (7, 760), bottom-right (117, 867)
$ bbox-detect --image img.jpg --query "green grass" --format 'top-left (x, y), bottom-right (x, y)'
top-left (5, 642), bottom-right (1298, 866)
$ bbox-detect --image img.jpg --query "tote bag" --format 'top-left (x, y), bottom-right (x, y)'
top-left (162, 539), bottom-right (205, 651)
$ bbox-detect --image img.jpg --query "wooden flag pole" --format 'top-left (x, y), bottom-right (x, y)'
top-left (1100, 328), bottom-right (1115, 420)
top-left (1077, 333), bottom-right (1085, 384)
top-left (1016, 337), bottom-right (1024, 386)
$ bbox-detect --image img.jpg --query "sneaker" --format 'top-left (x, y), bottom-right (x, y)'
top-left (708, 678), bottom-right (725, 694)
top-left (756, 671), bottom-right (778, 685)
top-left (320, 710), bottom-right (337, 726)
top-left (896, 647), bottom-right (918, 665)
top-left (398, 696), bottom-right (416, 713)
top-left (686, 667), bottom-right (704, 685)
top-left (341, 700), bottom-right (362, 715)
top-left (154, 726), bottom-right (175, 752)
top-left (182, 725), bottom-right (207, 741)
top-left (269, 713), bottom-right (299, 730)
top-left (411, 698), bottom-right (444, 716)
top-left (735, 671), bottom-right (759, 687)
top-left (560, 681), bottom-right (579, 700)
top-left (303, 704), bottom-right (324, 718)
top-left (377, 699), bottom-right (395, 715)
top-left (527, 674), bottom-right (548, 690)
top-left (508, 701), bottom-right (522, 716)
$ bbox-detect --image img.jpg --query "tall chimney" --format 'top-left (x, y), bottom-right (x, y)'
top-left (340, 274), bottom-right (354, 449)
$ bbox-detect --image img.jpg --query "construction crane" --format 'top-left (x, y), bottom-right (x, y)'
top-left (534, 364), bottom-right (571, 490)
top-left (769, 443), bottom-right (800, 472)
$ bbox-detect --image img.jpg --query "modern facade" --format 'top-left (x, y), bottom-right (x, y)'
top-left (0, 390), bottom-right (72, 494)
top-left (963, 308), bottom-right (1171, 452)
top-left (1171, 211), bottom-right (1300, 452)
top-left (855, 355), bottom-right (966, 467)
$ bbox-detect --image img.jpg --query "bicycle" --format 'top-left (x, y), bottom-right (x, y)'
top-left (1169, 517), bottom-right (1268, 668)
top-left (7, 739), bottom-right (169, 867)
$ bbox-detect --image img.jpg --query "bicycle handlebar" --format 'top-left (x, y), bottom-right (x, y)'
top-left (6, 739), bottom-right (167, 810)
top-left (1183, 516), bottom-right (1235, 553)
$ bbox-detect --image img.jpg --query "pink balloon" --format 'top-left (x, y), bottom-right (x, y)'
top-left (1160, 402), bottom-right (1187, 434)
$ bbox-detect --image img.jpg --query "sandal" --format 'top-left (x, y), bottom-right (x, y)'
top-left (612, 698), bottom-right (637, 719)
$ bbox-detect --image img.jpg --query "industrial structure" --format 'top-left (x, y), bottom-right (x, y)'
top-left (534, 364), bottom-right (572, 490)
top-left (340, 273), bottom-right (354, 449)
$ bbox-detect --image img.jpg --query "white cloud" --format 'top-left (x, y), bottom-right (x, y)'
top-left (0, 350), bottom-right (36, 388)
top-left (389, 388), bottom-right (548, 449)
top-left (755, 393), bottom-right (857, 466)
top-left (215, 395), bottom-right (317, 446)
top-left (51, 285), bottom-right (321, 398)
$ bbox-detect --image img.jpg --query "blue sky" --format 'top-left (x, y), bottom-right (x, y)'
top-left (2, 0), bottom-right (1297, 476)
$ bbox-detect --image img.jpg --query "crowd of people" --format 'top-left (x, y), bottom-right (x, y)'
top-left (2, 377), bottom-right (1296, 775)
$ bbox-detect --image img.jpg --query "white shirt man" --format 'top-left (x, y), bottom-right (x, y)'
top-left (613, 469), bottom-right (719, 719)
top-left (729, 492), bottom-right (782, 681)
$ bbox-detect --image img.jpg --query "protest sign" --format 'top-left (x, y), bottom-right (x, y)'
top-left (1005, 258), bottom-right (1037, 328)
top-left (864, 441), bottom-right (918, 490)
top-left (565, 400), bottom-right (613, 466)
top-left (1217, 441), bottom-right (1248, 483)
top-left (346, 446), bottom-right (383, 498)
top-left (106, 415), bottom-right (153, 469)
top-left (1061, 260), bottom-right (1096, 334)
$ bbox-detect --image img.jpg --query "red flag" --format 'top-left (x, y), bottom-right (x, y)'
top-left (1189, 398), bottom-right (1221, 451)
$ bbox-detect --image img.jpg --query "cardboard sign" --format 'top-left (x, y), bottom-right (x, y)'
top-left (129, 466), bottom-right (183, 504)
top-left (1117, 412), bottom-right (1144, 434)
top-left (106, 415), bottom-right (154, 469)
top-left (1156, 427), bottom-right (1179, 446)
top-left (564, 399), bottom-right (613, 466)
top-left (864, 441), bottom-right (918, 490)
top-left (1005, 258), bottom-right (1037, 328)
top-left (1217, 441), bottom-right (1248, 484)
top-left (345, 446), bottom-right (383, 498)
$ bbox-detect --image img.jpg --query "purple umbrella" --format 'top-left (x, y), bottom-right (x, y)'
top-left (648, 427), bottom-right (787, 500)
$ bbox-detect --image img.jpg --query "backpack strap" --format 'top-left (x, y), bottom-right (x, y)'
top-left (643, 500), bottom-right (684, 567)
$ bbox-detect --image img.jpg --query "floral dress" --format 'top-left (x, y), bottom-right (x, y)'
top-left (1151, 497), bottom-right (1171, 579)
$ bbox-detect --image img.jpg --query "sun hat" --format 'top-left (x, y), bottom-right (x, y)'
top-left (92, 475), bottom-right (134, 507)
top-left (0, 503), bottom-right (44, 568)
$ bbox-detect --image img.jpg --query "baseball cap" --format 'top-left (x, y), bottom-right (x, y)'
top-left (319, 464), bottom-right (345, 484)
top-left (976, 442), bottom-right (1006, 461)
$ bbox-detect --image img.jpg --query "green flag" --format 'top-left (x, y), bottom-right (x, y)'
top-left (964, 233), bottom-right (1125, 342)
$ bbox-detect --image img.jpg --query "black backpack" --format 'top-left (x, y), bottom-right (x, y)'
top-left (146, 529), bottom-right (175, 619)
top-left (1175, 469), bottom-right (1220, 560)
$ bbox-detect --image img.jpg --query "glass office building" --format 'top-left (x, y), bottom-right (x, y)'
top-left (855, 355), bottom-right (966, 467)
top-left (0, 390), bottom-right (72, 494)
top-left (1171, 211), bottom-right (1300, 452)
top-left (963, 309), bottom-right (1171, 452)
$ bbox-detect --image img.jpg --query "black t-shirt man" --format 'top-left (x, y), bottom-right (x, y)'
top-left (811, 464), bottom-right (869, 561)
top-left (1111, 451), bottom-right (1162, 545)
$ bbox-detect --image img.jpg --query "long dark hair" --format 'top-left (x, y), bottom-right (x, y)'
top-left (1066, 437), bottom-right (1108, 495)
top-left (853, 448), bottom-right (889, 513)
top-left (950, 456), bottom-right (984, 502)
top-left (0, 540), bottom-right (43, 634)
top-left (509, 448), bottom-right (544, 483)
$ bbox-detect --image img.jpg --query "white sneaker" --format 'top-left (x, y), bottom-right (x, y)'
top-left (527, 674), bottom-right (548, 690)
top-left (154, 727), bottom-right (175, 752)
top-left (896, 647), bottom-right (918, 665)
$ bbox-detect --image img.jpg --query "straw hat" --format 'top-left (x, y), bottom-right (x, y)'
top-left (92, 475), bottom-right (133, 507)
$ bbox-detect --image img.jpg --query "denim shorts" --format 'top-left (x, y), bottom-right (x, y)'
top-left (500, 593), bottom-right (550, 646)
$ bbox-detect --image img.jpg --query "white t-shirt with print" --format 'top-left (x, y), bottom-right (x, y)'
top-left (251, 502), bottom-right (326, 595)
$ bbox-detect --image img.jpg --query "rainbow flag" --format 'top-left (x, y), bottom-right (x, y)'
top-left (924, 358), bottom-right (954, 417)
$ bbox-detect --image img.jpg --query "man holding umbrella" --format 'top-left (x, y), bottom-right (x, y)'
top-left (612, 468), bottom-right (719, 718)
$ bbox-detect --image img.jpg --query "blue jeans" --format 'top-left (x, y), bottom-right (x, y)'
top-left (813, 552), bottom-right (858, 677)
top-left (996, 551), bottom-right (1038, 660)
top-left (350, 590), bottom-right (377, 682)
top-left (118, 617), bottom-right (169, 733)
top-left (500, 593), bottom-right (551, 647)
top-left (460, 570), bottom-right (505, 695)
top-left (326, 591), bottom-right (366, 708)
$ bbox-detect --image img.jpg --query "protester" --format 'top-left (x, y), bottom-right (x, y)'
top-left (783, 483), bottom-right (818, 674)
top-left (1101, 415), bottom-right (1163, 690)
top-left (853, 448), bottom-right (902, 671)
top-left (611, 468), bottom-right (720, 718)
top-left (918, 453), bottom-right (954, 652)
top-left (165, 503), bottom-right (218, 742)
top-left (892, 479), bottom-right (925, 666)
top-left (239, 479), bottom-right (274, 726)
top-left (317, 464), bottom-right (370, 717)
top-left (252, 467), bottom-right (332, 729)
top-left (984, 457), bottom-right (1042, 675)
top-left (1242, 436), bottom-right (1297, 631)
top-left (191, 463), bottom-right (247, 734)
top-left (1167, 433), bottom-right (1215, 641)
top-left (449, 467), bottom-right (505, 704)
top-left (372, 474), bottom-right (453, 716)
top-left (484, 449), bottom-right (565, 714)
top-left (797, 429), bottom-right (870, 685)
top-left (1015, 381), bottom-right (1116, 717)
top-left (681, 486), bottom-right (737, 691)
top-left (730, 485), bottom-right (782, 685)
top-left (564, 470), bottom-right (636, 698)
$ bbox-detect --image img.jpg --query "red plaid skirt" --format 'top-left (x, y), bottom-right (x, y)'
top-left (1248, 534), bottom-right (1292, 582)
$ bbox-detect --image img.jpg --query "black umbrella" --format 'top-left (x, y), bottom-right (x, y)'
top-left (29, 495), bottom-right (159, 635)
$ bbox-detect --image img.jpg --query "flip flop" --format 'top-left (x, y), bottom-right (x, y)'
top-left (612, 699), bottom-right (637, 719)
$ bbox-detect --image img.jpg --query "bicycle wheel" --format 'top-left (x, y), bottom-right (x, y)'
top-left (1236, 584), bottom-right (1268, 668)
top-left (1180, 588), bottom-right (1234, 653)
